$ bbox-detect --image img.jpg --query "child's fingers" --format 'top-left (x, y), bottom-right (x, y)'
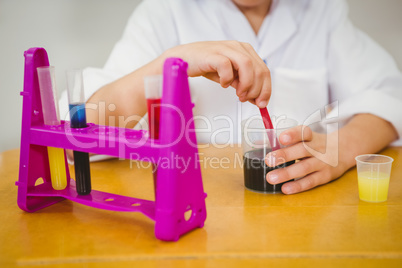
top-left (254, 76), bottom-right (271, 108)
top-left (238, 42), bottom-right (271, 106)
top-left (279, 125), bottom-right (313, 146)
top-left (281, 170), bottom-right (332, 194)
top-left (180, 41), bottom-right (271, 103)
top-left (219, 47), bottom-right (254, 99)
top-left (265, 143), bottom-right (313, 167)
top-left (266, 157), bottom-right (319, 185)
top-left (202, 54), bottom-right (235, 87)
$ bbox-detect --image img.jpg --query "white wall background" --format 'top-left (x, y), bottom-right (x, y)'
top-left (1, 0), bottom-right (401, 152)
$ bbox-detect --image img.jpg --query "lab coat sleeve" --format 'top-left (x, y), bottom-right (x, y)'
top-left (326, 0), bottom-right (402, 145)
top-left (59, 0), bottom-right (179, 120)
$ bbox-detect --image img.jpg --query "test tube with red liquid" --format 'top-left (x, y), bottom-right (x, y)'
top-left (145, 75), bottom-right (162, 195)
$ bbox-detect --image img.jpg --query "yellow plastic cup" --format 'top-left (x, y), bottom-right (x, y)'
top-left (355, 154), bottom-right (393, 203)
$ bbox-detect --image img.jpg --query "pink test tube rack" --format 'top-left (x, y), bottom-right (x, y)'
top-left (16, 47), bottom-right (207, 241)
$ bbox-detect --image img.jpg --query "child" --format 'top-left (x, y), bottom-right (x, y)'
top-left (60, 0), bottom-right (401, 194)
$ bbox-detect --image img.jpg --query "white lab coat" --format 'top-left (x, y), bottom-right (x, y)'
top-left (60, 0), bottom-right (402, 145)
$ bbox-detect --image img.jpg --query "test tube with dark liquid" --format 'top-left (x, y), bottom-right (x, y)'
top-left (66, 69), bottom-right (91, 195)
top-left (145, 75), bottom-right (162, 197)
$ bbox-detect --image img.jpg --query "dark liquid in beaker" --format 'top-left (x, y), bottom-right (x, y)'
top-left (243, 149), bottom-right (295, 193)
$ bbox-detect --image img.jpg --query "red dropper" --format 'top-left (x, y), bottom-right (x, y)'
top-left (259, 107), bottom-right (280, 151)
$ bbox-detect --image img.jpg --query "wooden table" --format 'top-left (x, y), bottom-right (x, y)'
top-left (1, 146), bottom-right (402, 267)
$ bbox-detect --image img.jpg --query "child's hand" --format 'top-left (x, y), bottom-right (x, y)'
top-left (164, 41), bottom-right (271, 108)
top-left (264, 125), bottom-right (346, 194)
top-left (260, 114), bottom-right (397, 194)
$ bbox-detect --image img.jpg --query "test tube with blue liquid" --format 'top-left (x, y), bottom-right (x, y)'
top-left (37, 66), bottom-right (68, 190)
top-left (66, 69), bottom-right (91, 195)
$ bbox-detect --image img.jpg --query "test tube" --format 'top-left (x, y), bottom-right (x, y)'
top-left (145, 75), bottom-right (162, 196)
top-left (37, 66), bottom-right (68, 190)
top-left (66, 69), bottom-right (91, 195)
top-left (145, 75), bottom-right (162, 139)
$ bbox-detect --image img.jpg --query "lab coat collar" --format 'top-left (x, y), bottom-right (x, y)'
top-left (216, 0), bottom-right (297, 60)
top-left (258, 0), bottom-right (298, 60)
top-left (217, 0), bottom-right (259, 48)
